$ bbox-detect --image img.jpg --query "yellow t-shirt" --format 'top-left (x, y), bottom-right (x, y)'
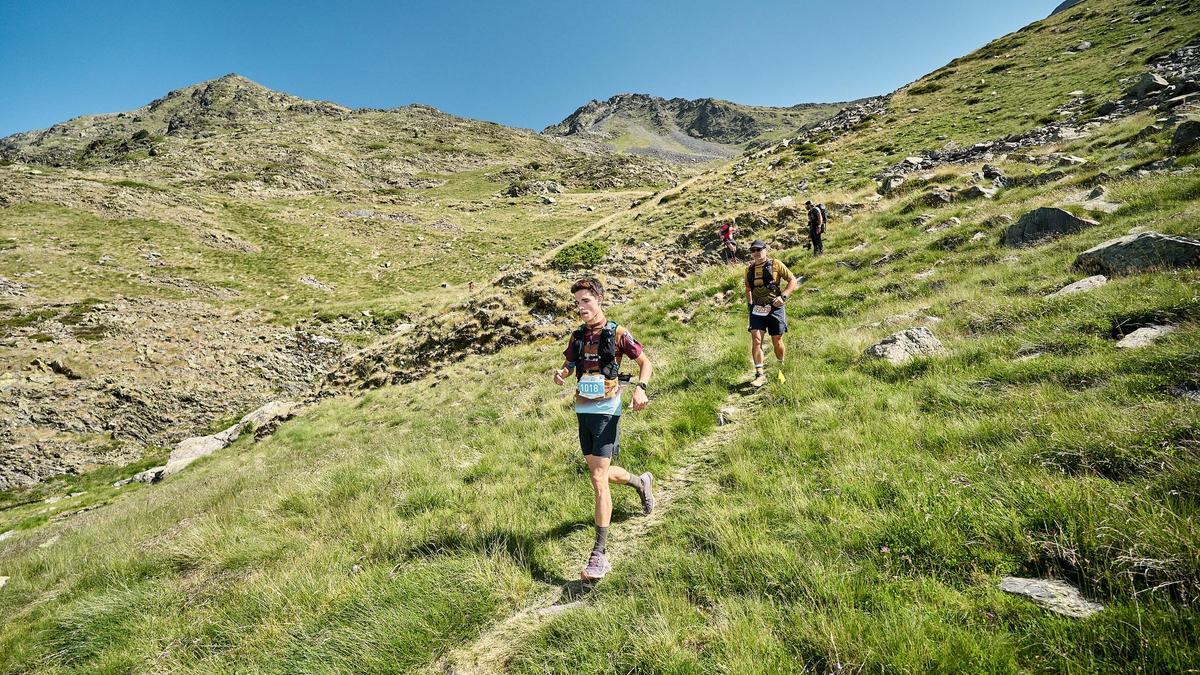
top-left (745, 258), bottom-right (794, 304)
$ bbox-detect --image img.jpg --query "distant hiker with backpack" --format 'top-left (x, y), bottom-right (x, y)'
top-left (718, 220), bottom-right (738, 264)
top-left (806, 200), bottom-right (826, 256)
top-left (745, 240), bottom-right (798, 387)
top-left (552, 277), bottom-right (655, 580)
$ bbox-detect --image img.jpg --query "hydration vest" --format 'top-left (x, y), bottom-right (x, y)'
top-left (746, 258), bottom-right (782, 297)
top-left (571, 321), bottom-right (628, 393)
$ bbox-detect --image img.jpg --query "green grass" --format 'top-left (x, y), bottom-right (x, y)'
top-left (2, 164), bottom-right (1197, 670)
top-left (2, 1), bottom-right (1199, 670)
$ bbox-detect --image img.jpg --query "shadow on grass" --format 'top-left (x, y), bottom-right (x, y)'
top-left (400, 512), bottom-right (639, 587)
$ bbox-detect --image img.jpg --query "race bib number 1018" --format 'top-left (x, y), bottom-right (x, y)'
top-left (577, 373), bottom-right (606, 399)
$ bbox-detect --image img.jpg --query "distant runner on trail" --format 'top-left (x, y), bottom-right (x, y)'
top-left (744, 240), bottom-right (798, 388)
top-left (553, 277), bottom-right (655, 581)
top-left (718, 220), bottom-right (738, 264)
top-left (806, 200), bottom-right (826, 256)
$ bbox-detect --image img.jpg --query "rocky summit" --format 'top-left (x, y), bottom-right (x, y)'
top-left (545, 92), bottom-right (844, 163)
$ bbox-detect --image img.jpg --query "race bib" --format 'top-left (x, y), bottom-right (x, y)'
top-left (751, 304), bottom-right (772, 317)
top-left (576, 373), bottom-right (607, 399)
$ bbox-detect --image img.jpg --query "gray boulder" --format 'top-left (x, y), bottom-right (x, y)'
top-left (1002, 208), bottom-right (1099, 248)
top-left (962, 185), bottom-right (997, 200)
top-left (865, 327), bottom-right (947, 365)
top-left (999, 577), bottom-right (1102, 618)
top-left (1171, 120), bottom-right (1200, 155)
top-left (923, 188), bottom-right (953, 208)
top-left (879, 174), bottom-right (905, 195)
top-left (1117, 325), bottom-right (1177, 349)
top-left (1047, 275), bottom-right (1107, 298)
top-left (1128, 73), bottom-right (1170, 99)
top-left (1073, 231), bottom-right (1200, 275)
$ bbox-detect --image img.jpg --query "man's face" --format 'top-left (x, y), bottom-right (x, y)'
top-left (751, 247), bottom-right (767, 263)
top-left (573, 289), bottom-right (602, 322)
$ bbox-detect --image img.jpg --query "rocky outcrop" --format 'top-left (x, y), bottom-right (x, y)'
top-left (1073, 231), bottom-right (1200, 275)
top-left (864, 327), bottom-right (947, 365)
top-left (129, 400), bottom-right (300, 484)
top-left (1001, 208), bottom-right (1098, 248)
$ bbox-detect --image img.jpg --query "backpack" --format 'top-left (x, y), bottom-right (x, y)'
top-left (570, 321), bottom-right (628, 381)
top-left (746, 258), bottom-right (781, 295)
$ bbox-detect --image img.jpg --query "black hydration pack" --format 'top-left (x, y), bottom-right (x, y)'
top-left (571, 321), bottom-right (625, 380)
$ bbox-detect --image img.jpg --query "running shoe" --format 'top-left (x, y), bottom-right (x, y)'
top-left (636, 472), bottom-right (655, 515)
top-left (581, 550), bottom-right (612, 580)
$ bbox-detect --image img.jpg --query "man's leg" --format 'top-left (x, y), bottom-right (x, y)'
top-left (771, 334), bottom-right (786, 363)
top-left (750, 330), bottom-right (765, 372)
top-left (750, 329), bottom-right (767, 386)
top-left (586, 454), bottom-right (614, 531)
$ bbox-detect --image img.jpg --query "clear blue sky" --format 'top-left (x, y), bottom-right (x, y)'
top-left (0, 0), bottom-right (1056, 137)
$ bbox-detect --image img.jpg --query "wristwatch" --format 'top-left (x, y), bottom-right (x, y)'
top-left (780, 295), bottom-right (789, 302)
top-left (635, 382), bottom-right (648, 392)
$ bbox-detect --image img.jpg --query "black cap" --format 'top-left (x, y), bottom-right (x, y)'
top-left (750, 239), bottom-right (766, 250)
top-left (804, 200), bottom-right (813, 206)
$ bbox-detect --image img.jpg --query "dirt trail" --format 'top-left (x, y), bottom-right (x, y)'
top-left (437, 388), bottom-right (761, 675)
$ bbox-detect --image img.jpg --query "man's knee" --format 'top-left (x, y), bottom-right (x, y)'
top-left (589, 468), bottom-right (609, 490)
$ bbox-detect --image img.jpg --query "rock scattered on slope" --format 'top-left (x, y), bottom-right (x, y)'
top-left (1116, 325), bottom-right (1177, 349)
top-left (1073, 231), bottom-right (1200, 275)
top-left (1171, 119), bottom-right (1200, 155)
top-left (129, 400), bottom-right (300, 484)
top-left (1128, 73), bottom-right (1171, 99)
top-left (1002, 208), bottom-right (1099, 247)
top-left (1047, 275), bottom-right (1107, 298)
top-left (1067, 185), bottom-right (1122, 214)
top-left (999, 577), bottom-right (1103, 618)
top-left (865, 327), bottom-right (947, 365)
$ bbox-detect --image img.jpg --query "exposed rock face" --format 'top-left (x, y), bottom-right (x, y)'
top-left (1073, 231), bottom-right (1200, 275)
top-left (999, 577), bottom-right (1103, 618)
top-left (0, 298), bottom-right (343, 491)
top-left (864, 327), bottom-right (947, 365)
top-left (1047, 275), bottom-right (1107, 298)
top-left (1001, 208), bottom-right (1099, 247)
top-left (1117, 325), bottom-right (1177, 349)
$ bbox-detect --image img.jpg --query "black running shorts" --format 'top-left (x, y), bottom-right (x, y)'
top-left (748, 305), bottom-right (788, 336)
top-left (577, 413), bottom-right (621, 459)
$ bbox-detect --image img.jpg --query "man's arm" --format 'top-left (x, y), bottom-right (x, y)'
top-left (631, 352), bottom-right (652, 410)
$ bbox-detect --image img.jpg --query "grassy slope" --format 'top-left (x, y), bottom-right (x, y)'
top-left (0, 167), bottom-right (643, 328)
top-left (2, 0), bottom-right (1199, 671)
top-left (1, 165), bottom-right (1197, 673)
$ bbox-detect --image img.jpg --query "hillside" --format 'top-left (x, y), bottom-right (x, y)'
top-left (544, 93), bottom-right (844, 164)
top-left (2, 0), bottom-right (1200, 671)
top-left (0, 75), bottom-right (680, 490)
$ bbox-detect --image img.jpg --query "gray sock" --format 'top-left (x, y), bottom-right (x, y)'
top-left (625, 474), bottom-right (644, 491)
top-left (593, 526), bottom-right (609, 553)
